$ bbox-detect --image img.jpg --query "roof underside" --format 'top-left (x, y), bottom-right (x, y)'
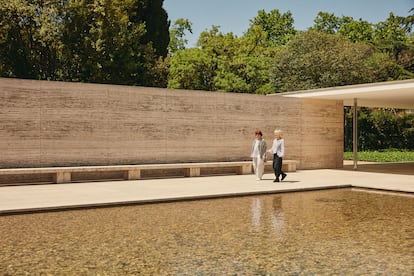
top-left (275, 79), bottom-right (414, 109)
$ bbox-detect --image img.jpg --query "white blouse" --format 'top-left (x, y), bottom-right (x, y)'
top-left (251, 140), bottom-right (261, 158)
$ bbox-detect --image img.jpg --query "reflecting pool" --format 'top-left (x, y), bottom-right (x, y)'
top-left (1, 188), bottom-right (413, 275)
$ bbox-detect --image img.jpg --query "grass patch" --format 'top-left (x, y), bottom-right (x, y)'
top-left (344, 150), bottom-right (414, 162)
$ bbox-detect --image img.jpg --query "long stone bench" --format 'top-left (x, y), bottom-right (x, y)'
top-left (0, 160), bottom-right (297, 184)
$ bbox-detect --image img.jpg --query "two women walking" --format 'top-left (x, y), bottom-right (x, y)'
top-left (251, 129), bottom-right (287, 182)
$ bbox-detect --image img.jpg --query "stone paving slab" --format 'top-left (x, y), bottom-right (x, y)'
top-left (0, 168), bottom-right (413, 215)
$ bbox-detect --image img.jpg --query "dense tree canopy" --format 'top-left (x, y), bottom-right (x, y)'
top-left (2, 4), bottom-right (412, 89)
top-left (344, 108), bottom-right (414, 151)
top-left (310, 11), bottom-right (414, 75)
top-left (168, 9), bottom-right (413, 93)
top-left (270, 31), bottom-right (374, 92)
top-left (0, 0), bottom-right (169, 86)
top-left (167, 9), bottom-right (299, 93)
top-left (168, 25), bottom-right (275, 93)
top-left (0, 0), bottom-right (62, 79)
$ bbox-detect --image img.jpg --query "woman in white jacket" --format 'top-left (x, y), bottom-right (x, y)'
top-left (251, 129), bottom-right (267, 180)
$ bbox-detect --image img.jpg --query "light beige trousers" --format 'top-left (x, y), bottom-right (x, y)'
top-left (252, 157), bottom-right (265, 179)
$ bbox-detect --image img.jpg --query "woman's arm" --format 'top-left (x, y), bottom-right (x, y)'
top-left (267, 139), bottom-right (276, 153)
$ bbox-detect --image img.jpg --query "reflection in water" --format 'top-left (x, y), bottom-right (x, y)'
top-left (251, 198), bottom-right (262, 228)
top-left (0, 188), bottom-right (413, 274)
top-left (251, 197), bottom-right (285, 235)
top-left (270, 197), bottom-right (284, 234)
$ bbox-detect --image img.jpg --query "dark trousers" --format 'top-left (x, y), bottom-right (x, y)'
top-left (273, 154), bottom-right (284, 178)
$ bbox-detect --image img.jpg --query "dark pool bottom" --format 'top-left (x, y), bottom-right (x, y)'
top-left (0, 188), bottom-right (413, 275)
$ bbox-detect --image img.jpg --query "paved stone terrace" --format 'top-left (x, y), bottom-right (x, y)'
top-left (0, 162), bottom-right (413, 215)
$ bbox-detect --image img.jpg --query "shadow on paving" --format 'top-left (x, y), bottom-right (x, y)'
top-left (342, 162), bottom-right (414, 175)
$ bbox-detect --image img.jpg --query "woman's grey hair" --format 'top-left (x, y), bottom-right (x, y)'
top-left (274, 129), bottom-right (282, 135)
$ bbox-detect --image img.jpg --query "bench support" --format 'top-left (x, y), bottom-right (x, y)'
top-left (184, 167), bottom-right (200, 177)
top-left (236, 164), bottom-right (252, 175)
top-left (53, 172), bottom-right (71, 184)
top-left (125, 169), bottom-right (141, 180)
top-left (284, 162), bottom-right (296, 172)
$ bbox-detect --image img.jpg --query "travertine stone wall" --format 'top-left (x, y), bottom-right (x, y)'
top-left (0, 78), bottom-right (343, 169)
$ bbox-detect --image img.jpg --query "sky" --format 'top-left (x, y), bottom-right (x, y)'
top-left (163, 0), bottom-right (413, 47)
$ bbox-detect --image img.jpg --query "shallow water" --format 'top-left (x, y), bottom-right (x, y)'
top-left (1, 188), bottom-right (413, 275)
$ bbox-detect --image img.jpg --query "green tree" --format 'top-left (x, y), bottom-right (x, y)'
top-left (373, 12), bottom-right (414, 74)
top-left (374, 12), bottom-right (411, 60)
top-left (215, 26), bottom-right (275, 94)
top-left (311, 12), bottom-right (340, 34)
top-left (168, 25), bottom-right (275, 93)
top-left (406, 8), bottom-right (414, 32)
top-left (0, 0), bottom-right (64, 79)
top-left (60, 0), bottom-right (151, 85)
top-left (270, 31), bottom-right (375, 92)
top-left (401, 111), bottom-right (414, 149)
top-left (0, 0), bottom-right (170, 86)
top-left (338, 17), bottom-right (374, 42)
top-left (345, 108), bottom-right (414, 151)
top-left (168, 18), bottom-right (192, 54)
top-left (364, 51), bottom-right (413, 81)
top-left (310, 11), bottom-right (414, 75)
top-left (168, 47), bottom-right (215, 90)
top-left (246, 9), bottom-right (296, 46)
top-left (132, 0), bottom-right (169, 57)
top-left (311, 12), bottom-right (374, 42)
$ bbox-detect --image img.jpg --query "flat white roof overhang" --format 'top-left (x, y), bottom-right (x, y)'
top-left (270, 79), bottom-right (414, 169)
top-left (273, 79), bottom-right (414, 109)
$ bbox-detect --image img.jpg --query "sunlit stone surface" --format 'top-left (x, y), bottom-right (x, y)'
top-left (1, 188), bottom-right (413, 274)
